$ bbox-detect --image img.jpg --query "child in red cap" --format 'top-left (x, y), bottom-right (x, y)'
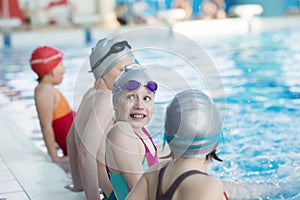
top-left (30, 45), bottom-right (75, 163)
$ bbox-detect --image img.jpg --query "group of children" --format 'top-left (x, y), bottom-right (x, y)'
top-left (29, 38), bottom-right (227, 200)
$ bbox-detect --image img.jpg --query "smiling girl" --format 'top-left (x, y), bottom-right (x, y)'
top-left (105, 65), bottom-right (159, 200)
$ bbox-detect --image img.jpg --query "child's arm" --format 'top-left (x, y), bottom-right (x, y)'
top-left (106, 122), bottom-right (144, 189)
top-left (65, 123), bottom-right (84, 191)
top-left (126, 173), bottom-right (149, 200)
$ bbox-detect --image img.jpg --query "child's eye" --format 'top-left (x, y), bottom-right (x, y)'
top-left (144, 96), bottom-right (152, 101)
top-left (127, 94), bottom-right (135, 100)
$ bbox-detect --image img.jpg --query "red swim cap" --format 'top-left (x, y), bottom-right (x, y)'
top-left (30, 46), bottom-right (63, 78)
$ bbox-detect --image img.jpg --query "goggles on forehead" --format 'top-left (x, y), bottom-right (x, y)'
top-left (91, 40), bottom-right (131, 72)
top-left (115, 80), bottom-right (158, 93)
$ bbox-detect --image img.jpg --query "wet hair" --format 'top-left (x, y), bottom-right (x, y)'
top-left (206, 149), bottom-right (223, 162)
top-left (37, 77), bottom-right (43, 82)
top-left (36, 70), bottom-right (53, 82)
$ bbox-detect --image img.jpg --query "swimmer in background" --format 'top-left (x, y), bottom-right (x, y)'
top-left (172, 0), bottom-right (192, 19)
top-left (30, 46), bottom-right (76, 163)
top-left (105, 65), bottom-right (159, 200)
top-left (127, 89), bottom-right (229, 200)
top-left (201, 0), bottom-right (226, 19)
top-left (66, 38), bottom-right (135, 200)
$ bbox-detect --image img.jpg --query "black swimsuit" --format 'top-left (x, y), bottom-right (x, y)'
top-left (156, 166), bottom-right (208, 200)
top-left (156, 165), bottom-right (229, 200)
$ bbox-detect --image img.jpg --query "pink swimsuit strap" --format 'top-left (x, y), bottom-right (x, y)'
top-left (135, 127), bottom-right (158, 167)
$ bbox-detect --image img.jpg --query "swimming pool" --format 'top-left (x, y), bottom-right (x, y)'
top-left (1, 26), bottom-right (300, 199)
top-left (205, 29), bottom-right (300, 199)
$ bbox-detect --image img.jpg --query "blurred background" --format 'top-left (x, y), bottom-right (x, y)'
top-left (1, 0), bottom-right (300, 29)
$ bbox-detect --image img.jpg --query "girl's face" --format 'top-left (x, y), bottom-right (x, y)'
top-left (115, 86), bottom-right (154, 129)
top-left (51, 62), bottom-right (65, 85)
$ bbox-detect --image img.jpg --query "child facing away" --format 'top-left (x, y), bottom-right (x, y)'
top-left (30, 46), bottom-right (75, 163)
top-left (66, 38), bottom-right (135, 200)
top-left (126, 89), bottom-right (228, 200)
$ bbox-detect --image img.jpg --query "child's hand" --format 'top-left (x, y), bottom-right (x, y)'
top-left (65, 183), bottom-right (84, 192)
top-left (53, 155), bottom-right (68, 163)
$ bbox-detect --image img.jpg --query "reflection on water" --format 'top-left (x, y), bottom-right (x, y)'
top-left (1, 29), bottom-right (300, 199)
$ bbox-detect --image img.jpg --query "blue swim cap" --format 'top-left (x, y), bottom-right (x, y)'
top-left (164, 89), bottom-right (222, 158)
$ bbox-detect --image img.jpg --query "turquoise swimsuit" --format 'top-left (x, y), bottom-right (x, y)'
top-left (108, 127), bottom-right (158, 200)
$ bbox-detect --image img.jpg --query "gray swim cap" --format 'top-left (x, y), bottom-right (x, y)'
top-left (112, 64), bottom-right (156, 107)
top-left (164, 89), bottom-right (222, 158)
top-left (89, 38), bottom-right (134, 80)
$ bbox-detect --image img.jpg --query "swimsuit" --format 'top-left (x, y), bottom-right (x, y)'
top-left (156, 165), bottom-right (229, 200)
top-left (137, 127), bottom-right (158, 167)
top-left (108, 127), bottom-right (158, 200)
top-left (52, 91), bottom-right (75, 155)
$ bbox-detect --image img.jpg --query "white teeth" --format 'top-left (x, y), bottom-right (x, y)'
top-left (132, 114), bottom-right (144, 118)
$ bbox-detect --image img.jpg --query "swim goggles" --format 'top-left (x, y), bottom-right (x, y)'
top-left (90, 40), bottom-right (131, 72)
top-left (115, 80), bottom-right (158, 93)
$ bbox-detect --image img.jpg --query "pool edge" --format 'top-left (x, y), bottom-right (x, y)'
top-left (0, 110), bottom-right (85, 200)
top-left (1, 15), bottom-right (300, 48)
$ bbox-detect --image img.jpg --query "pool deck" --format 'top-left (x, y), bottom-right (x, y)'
top-left (0, 101), bottom-right (85, 199)
top-left (1, 15), bottom-right (300, 199)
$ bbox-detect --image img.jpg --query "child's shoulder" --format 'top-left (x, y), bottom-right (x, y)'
top-left (108, 121), bottom-right (135, 141)
top-left (35, 83), bottom-right (55, 96)
top-left (111, 121), bottom-right (134, 135)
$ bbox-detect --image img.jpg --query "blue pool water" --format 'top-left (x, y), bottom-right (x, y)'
top-left (1, 28), bottom-right (300, 199)
top-left (205, 30), bottom-right (300, 199)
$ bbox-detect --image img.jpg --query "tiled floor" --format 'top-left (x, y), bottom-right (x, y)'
top-left (0, 158), bottom-right (29, 200)
top-left (0, 110), bottom-right (85, 200)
